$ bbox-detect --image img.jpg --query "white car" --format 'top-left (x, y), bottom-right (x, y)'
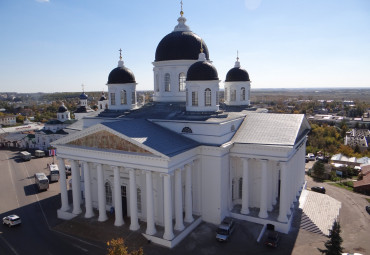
top-left (2, 215), bottom-right (21, 227)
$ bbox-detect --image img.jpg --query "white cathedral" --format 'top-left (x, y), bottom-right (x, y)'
top-left (52, 6), bottom-right (310, 248)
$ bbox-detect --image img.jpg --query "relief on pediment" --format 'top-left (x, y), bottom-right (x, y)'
top-left (67, 130), bottom-right (151, 154)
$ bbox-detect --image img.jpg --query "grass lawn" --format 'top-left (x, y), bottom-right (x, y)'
top-left (328, 182), bottom-right (354, 192)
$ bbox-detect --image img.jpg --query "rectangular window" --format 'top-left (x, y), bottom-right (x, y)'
top-left (216, 91), bottom-right (219, 105)
top-left (110, 93), bottom-right (116, 105)
top-left (231, 90), bottom-right (236, 101)
top-left (131, 92), bottom-right (136, 104)
top-left (224, 89), bottom-right (228, 102)
top-left (192, 91), bottom-right (198, 106)
top-left (238, 178), bottom-right (243, 199)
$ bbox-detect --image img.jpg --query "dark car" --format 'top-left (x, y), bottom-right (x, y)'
top-left (311, 186), bottom-right (326, 194)
top-left (265, 230), bottom-right (280, 248)
top-left (65, 165), bottom-right (71, 176)
top-left (366, 206), bottom-right (370, 214)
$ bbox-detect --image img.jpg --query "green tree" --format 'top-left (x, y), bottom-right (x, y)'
top-left (312, 160), bottom-right (325, 179)
top-left (319, 221), bottom-right (343, 255)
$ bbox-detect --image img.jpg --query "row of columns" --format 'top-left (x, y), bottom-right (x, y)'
top-left (57, 158), bottom-right (195, 241)
top-left (238, 157), bottom-right (301, 223)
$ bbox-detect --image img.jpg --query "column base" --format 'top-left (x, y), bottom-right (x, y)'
top-left (60, 204), bottom-right (70, 212)
top-left (174, 224), bottom-right (185, 232)
top-left (163, 231), bottom-right (174, 241)
top-left (146, 227), bottom-right (156, 236)
top-left (240, 208), bottom-right (250, 215)
top-left (278, 214), bottom-right (288, 223)
top-left (85, 211), bottom-right (94, 218)
top-left (114, 219), bottom-right (124, 227)
top-left (72, 208), bottom-right (82, 215)
top-left (258, 210), bottom-right (268, 219)
top-left (130, 222), bottom-right (140, 231)
top-left (98, 214), bottom-right (108, 222)
top-left (184, 216), bottom-right (194, 223)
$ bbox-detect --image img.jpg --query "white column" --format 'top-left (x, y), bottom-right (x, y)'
top-left (57, 158), bottom-right (69, 212)
top-left (163, 173), bottom-right (174, 240)
top-left (83, 161), bottom-right (94, 218)
top-left (174, 168), bottom-right (185, 231)
top-left (97, 163), bottom-right (107, 222)
top-left (129, 169), bottom-right (139, 231)
top-left (71, 160), bottom-right (82, 215)
top-left (113, 166), bottom-right (124, 226)
top-left (241, 158), bottom-right (250, 214)
top-left (184, 164), bottom-right (194, 223)
top-left (278, 162), bottom-right (289, 222)
top-left (258, 159), bottom-right (268, 218)
top-left (145, 171), bottom-right (156, 235)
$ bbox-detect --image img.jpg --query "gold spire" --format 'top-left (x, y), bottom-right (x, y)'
top-left (119, 48), bottom-right (122, 60)
top-left (200, 40), bottom-right (204, 53)
top-left (180, 0), bottom-right (184, 16)
top-left (237, 50), bottom-right (239, 62)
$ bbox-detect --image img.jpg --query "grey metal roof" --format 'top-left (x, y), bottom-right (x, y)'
top-left (232, 112), bottom-right (309, 146)
top-left (102, 119), bottom-right (199, 157)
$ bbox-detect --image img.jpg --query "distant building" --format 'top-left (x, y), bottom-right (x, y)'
top-left (0, 115), bottom-right (16, 126)
top-left (344, 129), bottom-right (369, 152)
top-left (74, 92), bottom-right (95, 120)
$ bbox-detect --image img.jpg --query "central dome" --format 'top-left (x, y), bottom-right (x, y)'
top-left (155, 31), bottom-right (209, 62)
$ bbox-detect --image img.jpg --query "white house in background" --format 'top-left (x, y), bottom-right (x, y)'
top-left (51, 6), bottom-right (310, 248)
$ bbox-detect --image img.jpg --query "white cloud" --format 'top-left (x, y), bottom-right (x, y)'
top-left (245, 0), bottom-right (262, 10)
top-left (36, 0), bottom-right (50, 3)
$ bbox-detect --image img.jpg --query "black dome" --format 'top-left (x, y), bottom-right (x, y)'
top-left (108, 66), bottom-right (136, 84)
top-left (225, 67), bottom-right (250, 82)
top-left (58, 104), bottom-right (68, 113)
top-left (187, 61), bottom-right (218, 81)
top-left (155, 31), bottom-right (209, 61)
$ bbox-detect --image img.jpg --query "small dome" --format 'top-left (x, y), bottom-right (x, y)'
top-left (58, 104), bottom-right (68, 113)
top-left (99, 93), bottom-right (107, 101)
top-left (225, 67), bottom-right (250, 82)
top-left (79, 92), bottom-right (88, 100)
top-left (187, 56), bottom-right (218, 81)
top-left (155, 31), bottom-right (209, 62)
top-left (108, 66), bottom-right (136, 84)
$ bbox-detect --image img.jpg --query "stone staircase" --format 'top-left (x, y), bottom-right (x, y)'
top-left (299, 190), bottom-right (341, 236)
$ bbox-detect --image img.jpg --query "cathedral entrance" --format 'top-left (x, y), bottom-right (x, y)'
top-left (121, 186), bottom-right (127, 217)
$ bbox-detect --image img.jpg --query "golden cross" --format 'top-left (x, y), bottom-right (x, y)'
top-left (119, 48), bottom-right (122, 60)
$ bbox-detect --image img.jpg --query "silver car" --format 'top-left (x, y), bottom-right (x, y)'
top-left (3, 215), bottom-right (21, 227)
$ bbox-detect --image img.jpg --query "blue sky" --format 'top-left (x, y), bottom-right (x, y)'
top-left (0, 0), bottom-right (369, 93)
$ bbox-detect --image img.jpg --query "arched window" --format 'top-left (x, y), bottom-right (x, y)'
top-left (232, 179), bottom-right (235, 200)
top-left (192, 91), bottom-right (198, 106)
top-left (137, 188), bottom-right (142, 213)
top-left (181, 127), bottom-right (193, 133)
top-left (105, 182), bottom-right (112, 205)
top-left (120, 90), bottom-right (127, 105)
top-left (131, 91), bottom-right (136, 104)
top-left (216, 91), bottom-right (219, 105)
top-left (205, 88), bottom-right (211, 106)
top-left (164, 73), bottom-right (170, 92)
top-left (224, 88), bottom-right (228, 102)
top-left (110, 93), bottom-right (116, 105)
top-left (231, 89), bottom-right (236, 101)
top-left (179, 73), bottom-right (186, 91)
top-left (238, 178), bottom-right (243, 199)
top-left (155, 74), bottom-right (159, 92)
top-left (241, 87), bottom-right (246, 101)
top-left (186, 89), bottom-right (189, 106)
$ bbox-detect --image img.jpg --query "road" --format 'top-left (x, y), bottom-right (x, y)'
top-left (0, 150), bottom-right (106, 255)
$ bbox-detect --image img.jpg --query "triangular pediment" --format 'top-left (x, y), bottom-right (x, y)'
top-left (67, 130), bottom-right (153, 155)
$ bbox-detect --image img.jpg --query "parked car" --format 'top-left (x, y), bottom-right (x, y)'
top-left (311, 186), bottom-right (326, 194)
top-left (3, 215), bottom-right (21, 227)
top-left (366, 206), bottom-right (370, 214)
top-left (306, 153), bottom-right (315, 161)
top-left (216, 218), bottom-right (235, 242)
top-left (265, 230), bottom-right (280, 248)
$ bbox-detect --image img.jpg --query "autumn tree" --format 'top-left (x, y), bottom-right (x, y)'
top-left (106, 238), bottom-right (143, 255)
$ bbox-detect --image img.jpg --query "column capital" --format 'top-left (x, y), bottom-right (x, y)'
top-left (92, 162), bottom-right (102, 168)
top-left (160, 172), bottom-right (173, 178)
top-left (110, 165), bottom-right (119, 171)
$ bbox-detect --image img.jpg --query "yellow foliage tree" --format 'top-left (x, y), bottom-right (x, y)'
top-left (107, 238), bottom-right (143, 255)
